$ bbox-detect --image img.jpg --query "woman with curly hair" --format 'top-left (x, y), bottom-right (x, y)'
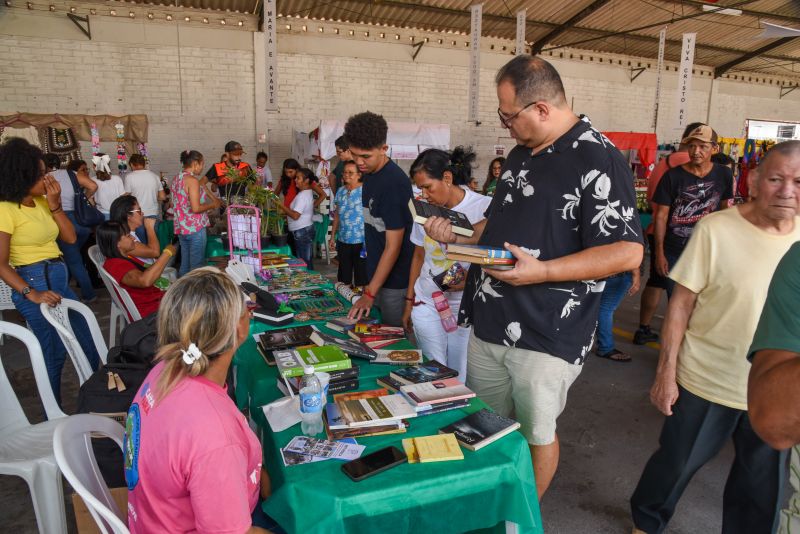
top-left (482, 156), bottom-right (505, 196)
top-left (0, 138), bottom-right (100, 403)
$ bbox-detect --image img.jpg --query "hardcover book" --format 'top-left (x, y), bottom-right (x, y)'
top-left (274, 345), bottom-right (351, 378)
top-left (439, 408), bottom-right (521, 451)
top-left (408, 198), bottom-right (474, 237)
top-left (400, 378), bottom-right (476, 406)
top-left (309, 327), bottom-right (377, 360)
top-left (372, 349), bottom-right (423, 365)
top-left (390, 360), bottom-right (459, 385)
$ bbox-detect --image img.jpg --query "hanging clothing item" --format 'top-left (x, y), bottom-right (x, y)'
top-left (0, 126), bottom-right (42, 147)
top-left (39, 127), bottom-right (82, 166)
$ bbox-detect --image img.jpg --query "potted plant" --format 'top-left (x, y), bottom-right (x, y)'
top-left (263, 189), bottom-right (289, 247)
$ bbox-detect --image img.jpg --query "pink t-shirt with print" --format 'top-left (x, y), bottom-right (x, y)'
top-left (124, 361), bottom-right (262, 534)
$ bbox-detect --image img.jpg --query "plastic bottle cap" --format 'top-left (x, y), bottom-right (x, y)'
top-left (303, 365), bottom-right (315, 375)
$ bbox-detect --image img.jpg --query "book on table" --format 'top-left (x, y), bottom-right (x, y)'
top-left (325, 419), bottom-right (408, 440)
top-left (347, 323), bottom-right (406, 343)
top-left (274, 345), bottom-right (351, 378)
top-left (400, 378), bottom-right (476, 407)
top-left (255, 326), bottom-right (314, 352)
top-left (439, 408), bottom-right (521, 451)
top-left (325, 317), bottom-right (378, 333)
top-left (309, 327), bottom-right (377, 361)
top-left (414, 398), bottom-right (471, 416)
top-left (364, 338), bottom-right (406, 350)
top-left (277, 376), bottom-right (359, 397)
top-left (390, 360), bottom-right (459, 385)
top-left (335, 394), bottom-right (417, 427)
top-left (371, 349), bottom-right (423, 365)
top-left (403, 433), bottom-right (464, 463)
top-left (408, 198), bottom-right (475, 237)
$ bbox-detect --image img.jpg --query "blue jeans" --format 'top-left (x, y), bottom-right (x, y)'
top-left (11, 259), bottom-right (100, 404)
top-left (597, 272), bottom-right (633, 354)
top-left (57, 211), bottom-right (96, 301)
top-left (178, 229), bottom-right (206, 277)
top-left (292, 225), bottom-right (314, 270)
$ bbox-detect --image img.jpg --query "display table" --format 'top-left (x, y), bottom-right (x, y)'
top-left (235, 325), bottom-right (542, 534)
top-left (205, 235), bottom-right (292, 258)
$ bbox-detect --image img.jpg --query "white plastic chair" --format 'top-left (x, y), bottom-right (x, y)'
top-left (54, 414), bottom-right (129, 534)
top-left (0, 321), bottom-right (68, 534)
top-left (40, 299), bottom-right (108, 386)
top-left (0, 279), bottom-right (16, 344)
top-left (88, 245), bottom-right (130, 347)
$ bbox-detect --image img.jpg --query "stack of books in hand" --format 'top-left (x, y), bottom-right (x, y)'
top-left (324, 389), bottom-right (416, 440)
top-left (445, 244), bottom-right (516, 270)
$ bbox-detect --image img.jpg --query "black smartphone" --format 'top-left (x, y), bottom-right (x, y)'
top-left (341, 446), bottom-right (407, 482)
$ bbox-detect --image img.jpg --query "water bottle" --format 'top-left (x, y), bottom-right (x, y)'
top-left (299, 366), bottom-right (324, 436)
top-left (432, 291), bottom-right (458, 333)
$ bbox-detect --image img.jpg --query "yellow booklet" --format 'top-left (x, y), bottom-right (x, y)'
top-left (403, 433), bottom-right (464, 463)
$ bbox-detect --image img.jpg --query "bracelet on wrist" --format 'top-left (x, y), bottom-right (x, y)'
top-left (50, 206), bottom-right (63, 214)
top-left (363, 288), bottom-right (376, 300)
top-left (162, 248), bottom-right (173, 257)
top-left (404, 296), bottom-right (415, 302)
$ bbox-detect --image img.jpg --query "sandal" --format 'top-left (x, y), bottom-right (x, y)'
top-left (595, 348), bottom-right (632, 363)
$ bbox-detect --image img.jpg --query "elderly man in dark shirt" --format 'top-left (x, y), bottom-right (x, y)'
top-left (425, 55), bottom-right (643, 497)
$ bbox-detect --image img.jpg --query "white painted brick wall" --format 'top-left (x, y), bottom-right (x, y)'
top-left (3, 22), bottom-right (800, 185)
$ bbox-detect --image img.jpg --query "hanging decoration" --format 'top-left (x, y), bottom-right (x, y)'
top-left (137, 142), bottom-right (149, 165)
top-left (39, 127), bottom-right (82, 167)
top-left (115, 122), bottom-right (128, 175)
top-left (90, 123), bottom-right (101, 155)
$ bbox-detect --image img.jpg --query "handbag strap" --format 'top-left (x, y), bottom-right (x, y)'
top-left (67, 170), bottom-right (83, 200)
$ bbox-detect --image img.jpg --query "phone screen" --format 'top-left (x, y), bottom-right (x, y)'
top-left (341, 446), bottom-right (407, 481)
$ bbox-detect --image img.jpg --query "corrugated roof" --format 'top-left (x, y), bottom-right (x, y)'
top-left (110, 0), bottom-right (800, 77)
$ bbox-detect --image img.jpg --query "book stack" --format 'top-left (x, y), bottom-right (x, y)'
top-left (324, 389), bottom-right (417, 439)
top-left (274, 345), bottom-right (352, 377)
top-left (439, 409), bottom-right (521, 451)
top-left (309, 327), bottom-right (377, 361)
top-left (348, 323), bottom-right (407, 349)
top-left (254, 326), bottom-right (314, 365)
top-left (377, 361), bottom-right (469, 416)
top-left (445, 244), bottom-right (516, 270)
top-left (276, 366), bottom-right (360, 396)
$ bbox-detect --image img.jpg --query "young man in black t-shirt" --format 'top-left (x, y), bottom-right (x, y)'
top-left (344, 112), bottom-right (414, 327)
top-left (652, 124), bottom-right (733, 298)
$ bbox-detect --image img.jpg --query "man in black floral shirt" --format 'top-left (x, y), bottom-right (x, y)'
top-left (425, 55), bottom-right (643, 497)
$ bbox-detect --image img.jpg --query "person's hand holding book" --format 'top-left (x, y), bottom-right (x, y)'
top-left (484, 242), bottom-right (549, 286)
top-left (423, 216), bottom-right (457, 245)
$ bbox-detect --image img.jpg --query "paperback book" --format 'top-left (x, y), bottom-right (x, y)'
top-left (372, 349), bottom-right (423, 365)
top-left (348, 323), bottom-right (406, 343)
top-left (336, 394), bottom-right (417, 427)
top-left (400, 378), bottom-right (476, 407)
top-left (277, 376), bottom-right (359, 397)
top-left (390, 360), bottom-right (459, 385)
top-left (309, 327), bottom-right (377, 361)
top-left (403, 433), bottom-right (464, 463)
top-left (325, 419), bottom-right (407, 441)
top-left (414, 398), bottom-right (470, 416)
top-left (439, 408), bottom-right (521, 451)
top-left (274, 345), bottom-right (351, 378)
top-left (408, 198), bottom-right (475, 237)
top-left (325, 317), bottom-right (378, 333)
top-left (255, 326), bottom-right (314, 351)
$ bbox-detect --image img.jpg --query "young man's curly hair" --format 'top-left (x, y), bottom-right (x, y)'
top-left (0, 138), bottom-right (44, 204)
top-left (343, 111), bottom-right (388, 150)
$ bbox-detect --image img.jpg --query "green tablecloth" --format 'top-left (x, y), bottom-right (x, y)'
top-left (235, 324), bottom-right (542, 534)
top-left (205, 235), bottom-right (292, 258)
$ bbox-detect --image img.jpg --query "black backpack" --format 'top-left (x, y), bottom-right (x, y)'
top-left (76, 313), bottom-right (158, 487)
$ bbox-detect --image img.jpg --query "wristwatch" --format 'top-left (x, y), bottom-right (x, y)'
top-left (21, 286), bottom-right (32, 298)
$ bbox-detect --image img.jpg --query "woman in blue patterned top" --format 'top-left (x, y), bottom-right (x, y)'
top-left (329, 160), bottom-right (367, 287)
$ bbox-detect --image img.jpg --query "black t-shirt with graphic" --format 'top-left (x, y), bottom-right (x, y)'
top-left (652, 164), bottom-right (733, 255)
top-left (459, 116), bottom-right (643, 365)
top-left (361, 159), bottom-right (414, 290)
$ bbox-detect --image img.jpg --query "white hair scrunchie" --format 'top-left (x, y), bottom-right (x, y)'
top-left (181, 343), bottom-right (203, 365)
top-left (92, 154), bottom-right (111, 174)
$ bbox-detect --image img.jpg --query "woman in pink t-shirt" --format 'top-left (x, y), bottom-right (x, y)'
top-left (124, 268), bottom-right (272, 534)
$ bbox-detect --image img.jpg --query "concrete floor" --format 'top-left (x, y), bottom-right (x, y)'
top-left (0, 259), bottom-right (779, 533)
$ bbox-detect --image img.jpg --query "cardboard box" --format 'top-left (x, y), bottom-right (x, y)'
top-left (71, 487), bottom-right (127, 534)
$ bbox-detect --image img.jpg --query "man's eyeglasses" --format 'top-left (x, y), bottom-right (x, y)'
top-left (497, 101), bottom-right (538, 128)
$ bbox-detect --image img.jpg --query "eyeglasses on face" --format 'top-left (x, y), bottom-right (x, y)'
top-left (497, 101), bottom-right (538, 128)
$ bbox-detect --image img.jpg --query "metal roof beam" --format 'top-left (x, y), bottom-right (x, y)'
top-left (714, 37), bottom-right (798, 77)
top-left (530, 0), bottom-right (613, 55)
top-left (675, 0), bottom-right (800, 25)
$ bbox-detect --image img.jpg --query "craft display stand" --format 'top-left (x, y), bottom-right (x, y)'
top-left (227, 205), bottom-right (263, 274)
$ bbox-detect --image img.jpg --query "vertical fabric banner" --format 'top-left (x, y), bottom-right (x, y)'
top-left (264, 0), bottom-right (278, 110)
top-left (516, 9), bottom-right (526, 56)
top-left (674, 32), bottom-right (696, 132)
top-left (468, 3), bottom-right (482, 122)
top-left (652, 27), bottom-right (666, 132)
